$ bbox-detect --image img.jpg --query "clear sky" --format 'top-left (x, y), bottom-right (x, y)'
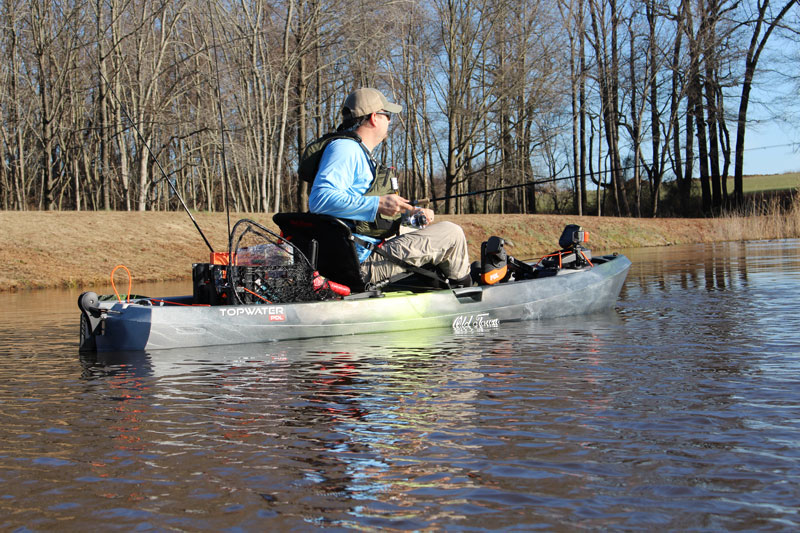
top-left (743, 121), bottom-right (799, 175)
top-left (740, 41), bottom-right (799, 176)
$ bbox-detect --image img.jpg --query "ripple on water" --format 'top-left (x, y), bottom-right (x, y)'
top-left (0, 242), bottom-right (799, 529)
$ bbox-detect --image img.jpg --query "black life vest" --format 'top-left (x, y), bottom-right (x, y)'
top-left (298, 131), bottom-right (401, 239)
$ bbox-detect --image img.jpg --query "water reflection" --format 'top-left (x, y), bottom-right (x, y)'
top-left (1, 241), bottom-right (799, 529)
top-left (72, 322), bottom-right (630, 528)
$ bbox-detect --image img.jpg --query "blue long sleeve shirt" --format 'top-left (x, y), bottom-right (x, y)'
top-left (308, 139), bottom-right (379, 221)
top-left (308, 138), bottom-right (382, 262)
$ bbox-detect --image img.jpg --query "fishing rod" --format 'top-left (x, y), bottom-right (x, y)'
top-left (207, 0), bottom-right (233, 241)
top-left (412, 139), bottom-right (794, 206)
top-left (414, 173), bottom-right (575, 206)
top-left (413, 160), bottom-right (679, 207)
top-left (56, 2), bottom-right (216, 253)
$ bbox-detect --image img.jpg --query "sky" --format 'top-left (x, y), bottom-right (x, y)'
top-left (742, 120), bottom-right (799, 175)
top-left (739, 36), bottom-right (799, 176)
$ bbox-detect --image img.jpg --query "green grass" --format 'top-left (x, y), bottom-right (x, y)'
top-left (729, 173), bottom-right (800, 194)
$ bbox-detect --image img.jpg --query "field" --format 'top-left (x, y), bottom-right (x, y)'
top-left (527, 172), bottom-right (800, 215)
top-left (734, 172), bottom-right (800, 194)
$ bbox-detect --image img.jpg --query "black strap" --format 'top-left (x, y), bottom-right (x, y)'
top-left (353, 236), bottom-right (449, 285)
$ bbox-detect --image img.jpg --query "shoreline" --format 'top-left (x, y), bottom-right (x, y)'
top-left (0, 211), bottom-right (794, 292)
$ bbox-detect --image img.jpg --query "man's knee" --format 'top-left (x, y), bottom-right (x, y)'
top-left (434, 221), bottom-right (466, 242)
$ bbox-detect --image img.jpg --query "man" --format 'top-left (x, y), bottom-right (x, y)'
top-left (308, 87), bottom-right (472, 287)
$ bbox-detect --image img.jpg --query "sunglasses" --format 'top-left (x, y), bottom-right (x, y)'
top-left (376, 111), bottom-right (392, 121)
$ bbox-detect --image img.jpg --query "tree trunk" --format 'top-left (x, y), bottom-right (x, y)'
top-left (647, 0), bottom-right (662, 217)
top-left (295, 50), bottom-right (308, 212)
top-left (272, 0), bottom-right (298, 214)
top-left (136, 134), bottom-right (151, 211)
top-left (689, 58), bottom-right (711, 213)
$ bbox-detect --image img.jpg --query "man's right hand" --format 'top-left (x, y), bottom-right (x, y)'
top-left (378, 194), bottom-right (414, 216)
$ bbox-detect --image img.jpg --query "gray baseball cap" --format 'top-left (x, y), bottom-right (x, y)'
top-left (342, 88), bottom-right (402, 117)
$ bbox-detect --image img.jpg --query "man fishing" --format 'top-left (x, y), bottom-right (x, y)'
top-left (308, 87), bottom-right (473, 288)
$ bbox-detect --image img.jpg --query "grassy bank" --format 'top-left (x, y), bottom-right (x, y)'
top-left (1, 198), bottom-right (798, 292)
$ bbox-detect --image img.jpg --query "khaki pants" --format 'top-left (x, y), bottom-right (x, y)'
top-left (360, 221), bottom-right (471, 284)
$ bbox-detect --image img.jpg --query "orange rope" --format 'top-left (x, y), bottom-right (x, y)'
top-left (537, 252), bottom-right (563, 268)
top-left (109, 266), bottom-right (212, 306)
top-left (537, 249), bottom-right (594, 268)
top-left (110, 265), bottom-right (132, 303)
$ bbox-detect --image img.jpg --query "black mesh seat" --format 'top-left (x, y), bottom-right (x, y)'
top-left (273, 212), bottom-right (369, 293)
top-left (273, 212), bottom-right (447, 296)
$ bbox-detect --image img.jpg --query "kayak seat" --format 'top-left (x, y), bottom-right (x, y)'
top-left (273, 212), bottom-right (368, 293)
top-left (273, 212), bottom-right (446, 296)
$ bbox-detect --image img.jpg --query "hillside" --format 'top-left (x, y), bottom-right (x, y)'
top-left (2, 210), bottom-right (794, 292)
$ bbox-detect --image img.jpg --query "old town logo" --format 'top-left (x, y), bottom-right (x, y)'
top-left (452, 313), bottom-right (500, 332)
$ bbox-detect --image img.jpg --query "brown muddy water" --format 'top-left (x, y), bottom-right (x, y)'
top-left (0, 240), bottom-right (798, 530)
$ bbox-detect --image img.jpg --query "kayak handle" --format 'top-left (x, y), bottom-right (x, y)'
top-left (453, 286), bottom-right (483, 303)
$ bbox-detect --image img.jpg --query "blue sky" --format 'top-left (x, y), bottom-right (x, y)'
top-left (741, 36), bottom-right (799, 176)
top-left (743, 121), bottom-right (799, 175)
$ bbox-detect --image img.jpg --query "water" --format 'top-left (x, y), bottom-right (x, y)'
top-left (1, 240), bottom-right (799, 530)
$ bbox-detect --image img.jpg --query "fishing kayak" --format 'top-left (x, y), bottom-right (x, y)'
top-left (78, 253), bottom-right (630, 352)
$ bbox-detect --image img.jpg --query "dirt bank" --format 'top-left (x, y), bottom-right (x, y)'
top-left (0, 211), bottom-right (760, 291)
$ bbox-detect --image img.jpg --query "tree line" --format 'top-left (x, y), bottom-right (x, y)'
top-left (0, 0), bottom-right (797, 217)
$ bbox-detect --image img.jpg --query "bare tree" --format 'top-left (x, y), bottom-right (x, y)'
top-left (559, 0), bottom-right (589, 215)
top-left (386, 1), bottom-right (439, 206)
top-left (588, 0), bottom-right (631, 216)
top-left (732, 0), bottom-right (798, 206)
top-left (0, 0), bottom-right (32, 210)
top-left (432, 0), bottom-right (508, 214)
top-left (0, 0), bottom-right (797, 218)
top-left (28, 0), bottom-right (83, 210)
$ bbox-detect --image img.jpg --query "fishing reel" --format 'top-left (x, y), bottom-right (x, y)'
top-left (402, 210), bottom-right (428, 228)
top-left (390, 175), bottom-right (429, 229)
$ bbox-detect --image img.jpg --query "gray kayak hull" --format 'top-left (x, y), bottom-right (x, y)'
top-left (83, 254), bottom-right (630, 352)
